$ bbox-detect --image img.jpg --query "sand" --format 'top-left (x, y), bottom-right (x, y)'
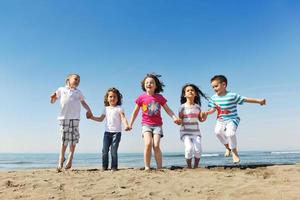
top-left (1, 164), bottom-right (300, 200)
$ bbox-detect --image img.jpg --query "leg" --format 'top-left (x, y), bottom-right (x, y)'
top-left (193, 135), bottom-right (202, 168)
top-left (215, 121), bottom-right (230, 157)
top-left (194, 157), bottom-right (200, 168)
top-left (58, 144), bottom-right (67, 171)
top-left (143, 132), bottom-right (153, 171)
top-left (231, 147), bottom-right (240, 163)
top-left (225, 122), bottom-right (239, 163)
top-left (224, 144), bottom-right (231, 157)
top-left (183, 136), bottom-right (193, 169)
top-left (111, 132), bottom-right (121, 170)
top-left (65, 144), bottom-right (76, 169)
top-left (102, 132), bottom-right (111, 170)
top-left (186, 158), bottom-right (192, 169)
top-left (153, 134), bottom-right (162, 169)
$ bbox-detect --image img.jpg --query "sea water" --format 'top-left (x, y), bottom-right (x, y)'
top-left (0, 151), bottom-right (299, 171)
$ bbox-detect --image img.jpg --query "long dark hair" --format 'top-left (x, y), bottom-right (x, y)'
top-left (180, 83), bottom-right (208, 106)
top-left (141, 73), bottom-right (165, 93)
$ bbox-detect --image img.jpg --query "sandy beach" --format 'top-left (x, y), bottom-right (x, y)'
top-left (1, 164), bottom-right (300, 200)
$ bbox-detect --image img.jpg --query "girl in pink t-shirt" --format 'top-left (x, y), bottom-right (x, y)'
top-left (128, 73), bottom-right (181, 171)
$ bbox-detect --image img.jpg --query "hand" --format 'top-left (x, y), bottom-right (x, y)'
top-left (260, 99), bottom-right (266, 106)
top-left (125, 126), bottom-right (132, 131)
top-left (174, 117), bottom-right (182, 125)
top-left (86, 111), bottom-right (93, 119)
top-left (50, 93), bottom-right (57, 104)
top-left (200, 112), bottom-right (208, 121)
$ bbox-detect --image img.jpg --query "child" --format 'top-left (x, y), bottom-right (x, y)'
top-left (205, 75), bottom-right (266, 163)
top-left (128, 73), bottom-right (181, 171)
top-left (179, 84), bottom-right (208, 168)
top-left (50, 74), bottom-right (92, 171)
top-left (87, 87), bottom-right (130, 171)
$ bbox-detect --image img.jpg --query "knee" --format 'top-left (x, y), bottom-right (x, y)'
top-left (215, 127), bottom-right (223, 136)
top-left (153, 144), bottom-right (160, 152)
top-left (185, 146), bottom-right (193, 159)
top-left (194, 149), bottom-right (201, 158)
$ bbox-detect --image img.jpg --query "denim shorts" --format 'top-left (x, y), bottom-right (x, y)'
top-left (142, 125), bottom-right (163, 138)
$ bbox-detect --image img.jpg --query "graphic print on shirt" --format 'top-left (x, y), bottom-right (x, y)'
top-left (215, 103), bottom-right (231, 119)
top-left (142, 101), bottom-right (160, 116)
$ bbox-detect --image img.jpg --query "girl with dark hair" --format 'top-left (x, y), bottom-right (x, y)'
top-left (179, 84), bottom-right (208, 168)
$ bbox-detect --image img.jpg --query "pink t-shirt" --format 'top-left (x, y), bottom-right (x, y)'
top-left (135, 93), bottom-right (167, 126)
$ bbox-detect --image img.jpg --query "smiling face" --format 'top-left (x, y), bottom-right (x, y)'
top-left (107, 91), bottom-right (118, 106)
top-left (211, 80), bottom-right (227, 96)
top-left (144, 77), bottom-right (157, 95)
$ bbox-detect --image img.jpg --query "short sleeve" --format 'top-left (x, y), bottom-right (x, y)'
top-left (135, 95), bottom-right (142, 106)
top-left (235, 93), bottom-right (245, 105)
top-left (101, 108), bottom-right (106, 116)
top-left (178, 105), bottom-right (184, 118)
top-left (119, 106), bottom-right (124, 114)
top-left (157, 94), bottom-right (167, 106)
top-left (77, 90), bottom-right (85, 101)
top-left (208, 99), bottom-right (216, 108)
top-left (55, 87), bottom-right (63, 98)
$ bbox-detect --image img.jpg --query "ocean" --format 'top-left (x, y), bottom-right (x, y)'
top-left (0, 151), bottom-right (300, 171)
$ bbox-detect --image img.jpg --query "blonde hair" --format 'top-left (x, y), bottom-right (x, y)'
top-left (65, 74), bottom-right (80, 86)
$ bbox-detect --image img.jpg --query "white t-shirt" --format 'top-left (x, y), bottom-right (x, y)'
top-left (56, 86), bottom-right (84, 120)
top-left (102, 106), bottom-right (124, 132)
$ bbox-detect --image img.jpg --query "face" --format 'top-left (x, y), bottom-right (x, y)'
top-left (68, 75), bottom-right (80, 88)
top-left (184, 86), bottom-right (196, 99)
top-left (144, 77), bottom-right (157, 94)
top-left (107, 91), bottom-right (118, 106)
top-left (211, 80), bottom-right (226, 96)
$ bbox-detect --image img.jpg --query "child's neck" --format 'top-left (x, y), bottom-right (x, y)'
top-left (146, 91), bottom-right (155, 95)
top-left (185, 99), bottom-right (195, 105)
top-left (68, 85), bottom-right (77, 89)
top-left (218, 90), bottom-right (227, 96)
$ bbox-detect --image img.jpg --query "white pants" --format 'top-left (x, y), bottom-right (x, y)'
top-left (183, 135), bottom-right (202, 159)
top-left (214, 120), bottom-right (238, 149)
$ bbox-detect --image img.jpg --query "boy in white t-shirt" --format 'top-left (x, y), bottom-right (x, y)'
top-left (50, 74), bottom-right (92, 171)
top-left (87, 87), bottom-right (130, 171)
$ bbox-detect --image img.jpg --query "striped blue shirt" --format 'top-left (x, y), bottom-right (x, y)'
top-left (208, 91), bottom-right (245, 126)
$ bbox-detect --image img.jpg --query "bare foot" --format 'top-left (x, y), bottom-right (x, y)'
top-left (144, 167), bottom-right (151, 172)
top-left (65, 162), bottom-right (72, 170)
top-left (232, 152), bottom-right (240, 163)
top-left (224, 149), bottom-right (231, 157)
top-left (56, 166), bottom-right (63, 173)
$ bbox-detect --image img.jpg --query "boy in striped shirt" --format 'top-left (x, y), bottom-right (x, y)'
top-left (205, 75), bottom-right (266, 163)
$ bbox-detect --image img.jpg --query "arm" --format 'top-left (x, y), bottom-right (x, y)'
top-left (50, 92), bottom-right (57, 104)
top-left (81, 100), bottom-right (93, 119)
top-left (206, 108), bottom-right (216, 115)
top-left (162, 103), bottom-right (181, 125)
top-left (128, 104), bottom-right (140, 129)
top-left (120, 112), bottom-right (130, 131)
top-left (244, 98), bottom-right (266, 105)
top-left (89, 114), bottom-right (105, 122)
top-left (199, 111), bottom-right (207, 122)
top-left (81, 100), bottom-right (92, 112)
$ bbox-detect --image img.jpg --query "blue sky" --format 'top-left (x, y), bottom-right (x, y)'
top-left (0, 0), bottom-right (299, 153)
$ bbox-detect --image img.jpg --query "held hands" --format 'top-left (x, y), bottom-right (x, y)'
top-left (86, 110), bottom-right (93, 119)
top-left (124, 125), bottom-right (132, 131)
top-left (172, 116), bottom-right (182, 125)
top-left (200, 112), bottom-right (208, 122)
